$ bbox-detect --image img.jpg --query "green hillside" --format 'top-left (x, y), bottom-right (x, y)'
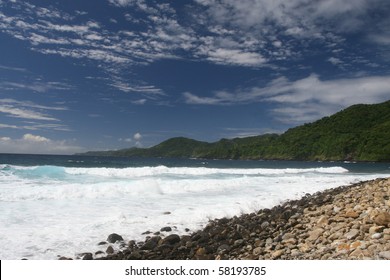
top-left (79, 100), bottom-right (390, 162)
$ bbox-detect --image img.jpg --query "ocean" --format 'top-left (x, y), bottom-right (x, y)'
top-left (0, 153), bottom-right (389, 260)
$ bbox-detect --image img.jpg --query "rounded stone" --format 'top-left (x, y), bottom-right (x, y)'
top-left (107, 233), bottom-right (124, 243)
top-left (371, 233), bottom-right (382, 239)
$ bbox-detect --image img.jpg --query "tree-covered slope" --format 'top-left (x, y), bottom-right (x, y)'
top-left (79, 100), bottom-right (390, 161)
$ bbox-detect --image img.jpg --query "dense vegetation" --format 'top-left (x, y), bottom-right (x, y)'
top-left (80, 100), bottom-right (390, 162)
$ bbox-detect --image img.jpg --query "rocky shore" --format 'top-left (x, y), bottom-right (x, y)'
top-left (68, 177), bottom-right (390, 260)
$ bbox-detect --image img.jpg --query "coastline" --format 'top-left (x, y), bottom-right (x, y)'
top-left (68, 177), bottom-right (390, 260)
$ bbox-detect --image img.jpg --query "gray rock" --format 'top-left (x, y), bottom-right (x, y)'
top-left (261, 221), bottom-right (269, 229)
top-left (217, 244), bottom-right (231, 254)
top-left (282, 233), bottom-right (295, 240)
top-left (371, 233), bottom-right (382, 239)
top-left (379, 251), bottom-right (390, 259)
top-left (344, 229), bottom-right (359, 240)
top-left (253, 247), bottom-right (262, 256)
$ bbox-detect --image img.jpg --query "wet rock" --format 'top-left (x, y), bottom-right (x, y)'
top-left (80, 252), bottom-right (93, 260)
top-left (141, 236), bottom-right (161, 250)
top-left (161, 234), bottom-right (180, 245)
top-left (107, 233), bottom-right (124, 244)
top-left (106, 246), bottom-right (114, 254)
top-left (161, 226), bottom-right (172, 232)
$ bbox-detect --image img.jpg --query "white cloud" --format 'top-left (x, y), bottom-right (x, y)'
top-left (328, 57), bottom-right (343, 65)
top-left (184, 74), bottom-right (390, 124)
top-left (0, 64), bottom-right (26, 72)
top-left (110, 80), bottom-right (164, 95)
top-left (132, 99), bottom-right (147, 105)
top-left (108, 0), bottom-right (139, 7)
top-left (133, 132), bottom-right (142, 141)
top-left (1, 0), bottom-right (389, 107)
top-left (204, 48), bottom-right (267, 67)
top-left (23, 133), bottom-right (49, 142)
top-left (0, 99), bottom-right (66, 121)
top-left (0, 134), bottom-right (83, 154)
top-left (0, 104), bottom-right (58, 121)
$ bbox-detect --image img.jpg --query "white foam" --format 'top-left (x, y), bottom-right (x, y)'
top-left (64, 165), bottom-right (349, 177)
top-left (0, 164), bottom-right (386, 260)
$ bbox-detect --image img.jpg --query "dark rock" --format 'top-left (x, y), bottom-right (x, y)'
top-left (161, 234), bottom-right (181, 245)
top-left (81, 252), bottom-right (93, 260)
top-left (142, 231), bottom-right (152, 235)
top-left (58, 256), bottom-right (72, 260)
top-left (160, 226), bottom-right (172, 232)
top-left (141, 236), bottom-right (161, 250)
top-left (98, 241), bottom-right (107, 246)
top-left (217, 244), bottom-right (231, 254)
top-left (127, 251), bottom-right (142, 260)
top-left (106, 245), bottom-right (114, 254)
top-left (157, 244), bottom-right (174, 254)
top-left (107, 233), bottom-right (124, 243)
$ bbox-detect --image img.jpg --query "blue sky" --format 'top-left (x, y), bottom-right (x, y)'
top-left (0, 0), bottom-right (390, 154)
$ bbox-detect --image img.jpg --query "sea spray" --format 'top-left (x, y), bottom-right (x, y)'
top-left (0, 154), bottom-right (389, 259)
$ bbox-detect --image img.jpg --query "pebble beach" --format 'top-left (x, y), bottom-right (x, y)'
top-left (68, 177), bottom-right (390, 260)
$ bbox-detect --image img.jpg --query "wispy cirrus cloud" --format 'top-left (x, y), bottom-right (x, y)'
top-left (1, 0), bottom-right (389, 106)
top-left (0, 99), bottom-right (70, 131)
top-left (184, 74), bottom-right (390, 123)
top-left (0, 80), bottom-right (73, 93)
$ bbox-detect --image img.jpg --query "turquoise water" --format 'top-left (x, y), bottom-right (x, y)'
top-left (1, 154), bottom-right (389, 259)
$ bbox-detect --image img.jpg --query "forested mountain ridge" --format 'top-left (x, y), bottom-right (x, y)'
top-left (79, 100), bottom-right (390, 161)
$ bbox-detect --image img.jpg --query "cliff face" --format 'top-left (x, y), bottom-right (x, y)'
top-left (79, 100), bottom-right (390, 162)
